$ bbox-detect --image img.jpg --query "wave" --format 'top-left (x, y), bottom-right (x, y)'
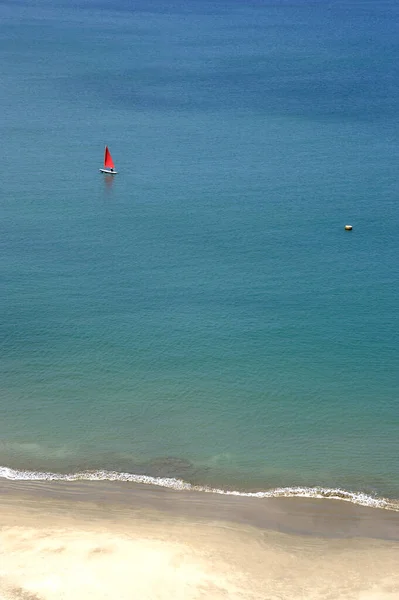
top-left (1, 465), bottom-right (398, 511)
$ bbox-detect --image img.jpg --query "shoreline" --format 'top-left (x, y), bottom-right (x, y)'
top-left (1, 464), bottom-right (398, 513)
top-left (1, 478), bottom-right (399, 541)
top-left (1, 479), bottom-right (399, 599)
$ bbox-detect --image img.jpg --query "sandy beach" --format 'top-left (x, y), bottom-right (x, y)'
top-left (1, 480), bottom-right (398, 600)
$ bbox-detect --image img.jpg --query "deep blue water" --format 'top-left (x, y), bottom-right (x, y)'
top-left (0, 0), bottom-right (398, 504)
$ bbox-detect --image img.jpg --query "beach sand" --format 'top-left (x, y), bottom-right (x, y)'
top-left (1, 480), bottom-right (398, 600)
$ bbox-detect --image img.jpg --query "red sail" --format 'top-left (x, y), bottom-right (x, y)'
top-left (104, 146), bottom-right (115, 169)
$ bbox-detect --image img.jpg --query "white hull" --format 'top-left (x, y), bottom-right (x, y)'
top-left (99, 168), bottom-right (118, 174)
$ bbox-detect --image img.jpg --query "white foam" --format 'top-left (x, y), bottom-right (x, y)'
top-left (1, 465), bottom-right (398, 511)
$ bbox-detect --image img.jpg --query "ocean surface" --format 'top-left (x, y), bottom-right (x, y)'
top-left (1, 0), bottom-right (398, 508)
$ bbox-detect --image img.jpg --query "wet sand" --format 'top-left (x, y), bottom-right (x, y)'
top-left (1, 479), bottom-right (399, 599)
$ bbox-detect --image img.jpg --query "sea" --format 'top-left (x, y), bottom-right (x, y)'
top-left (1, 0), bottom-right (398, 509)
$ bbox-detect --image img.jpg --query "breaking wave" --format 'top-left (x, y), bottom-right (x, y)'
top-left (1, 465), bottom-right (398, 511)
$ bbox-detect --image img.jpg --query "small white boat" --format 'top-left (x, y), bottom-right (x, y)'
top-left (99, 146), bottom-right (118, 174)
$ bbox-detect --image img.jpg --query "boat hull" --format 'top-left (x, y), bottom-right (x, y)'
top-left (99, 168), bottom-right (118, 174)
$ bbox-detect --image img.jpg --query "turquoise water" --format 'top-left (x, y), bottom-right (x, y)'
top-left (1, 0), bottom-right (398, 505)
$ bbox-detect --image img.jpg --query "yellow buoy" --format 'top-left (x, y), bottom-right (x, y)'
top-left (345, 225), bottom-right (352, 231)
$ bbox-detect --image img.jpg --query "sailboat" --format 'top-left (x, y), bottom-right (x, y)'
top-left (99, 146), bottom-right (118, 174)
